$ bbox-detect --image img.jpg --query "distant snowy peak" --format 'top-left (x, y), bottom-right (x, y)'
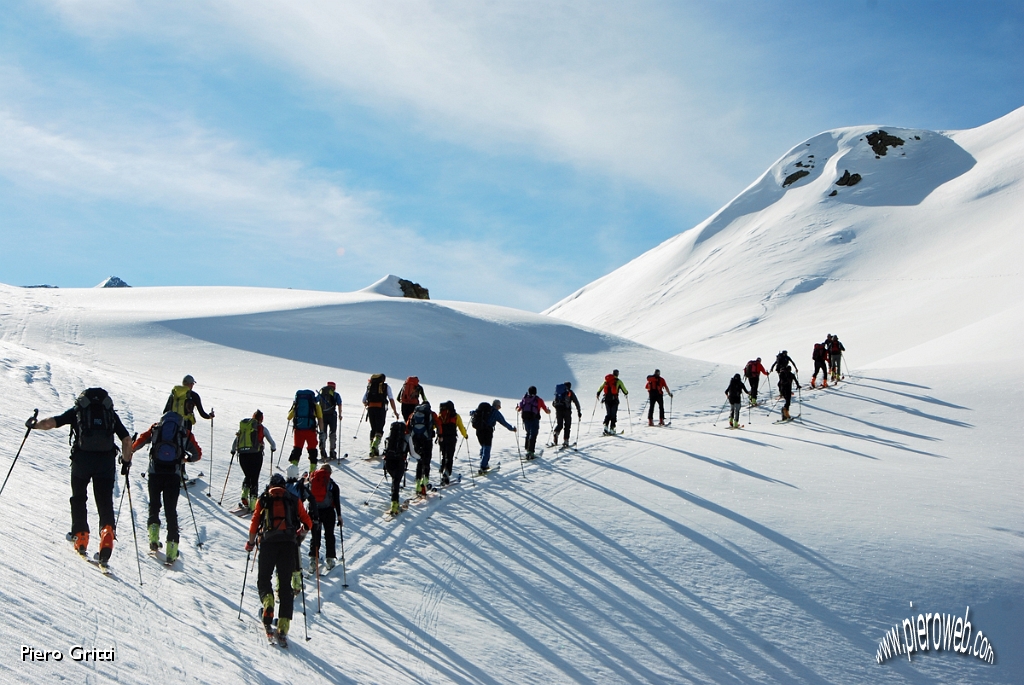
top-left (96, 276), bottom-right (131, 288)
top-left (360, 275), bottom-right (430, 299)
top-left (545, 106), bottom-right (1024, 367)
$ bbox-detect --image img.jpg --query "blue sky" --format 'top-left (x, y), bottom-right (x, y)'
top-left (1, 1), bottom-right (1021, 310)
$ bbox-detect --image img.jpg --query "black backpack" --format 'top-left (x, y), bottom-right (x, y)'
top-left (151, 411), bottom-right (188, 473)
top-left (383, 421), bottom-right (408, 471)
top-left (470, 402), bottom-right (492, 429)
top-left (73, 388), bottom-right (116, 453)
top-left (366, 375), bottom-right (386, 404)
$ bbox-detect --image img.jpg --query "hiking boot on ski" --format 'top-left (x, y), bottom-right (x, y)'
top-left (98, 525), bottom-right (115, 563)
top-left (72, 531), bottom-right (89, 555)
top-left (326, 558), bottom-right (336, 571)
top-left (148, 523), bottom-right (160, 551)
top-left (166, 540), bottom-right (179, 563)
top-left (390, 501), bottom-right (400, 515)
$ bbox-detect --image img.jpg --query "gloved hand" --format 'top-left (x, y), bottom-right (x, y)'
top-left (120, 458), bottom-right (132, 476)
top-left (577, 413), bottom-right (582, 419)
top-left (209, 410), bottom-right (215, 419)
top-left (296, 528), bottom-right (307, 543)
top-left (25, 412), bottom-right (38, 429)
top-left (338, 516), bottom-right (344, 529)
top-left (245, 539), bottom-right (255, 552)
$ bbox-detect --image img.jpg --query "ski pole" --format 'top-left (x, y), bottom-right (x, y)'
top-left (353, 408), bottom-right (366, 440)
top-left (796, 385), bottom-right (803, 419)
top-left (765, 395), bottom-right (781, 418)
top-left (625, 395), bottom-right (633, 434)
top-left (298, 549), bottom-right (310, 641)
top-left (180, 472), bottom-right (203, 549)
top-left (0, 409), bottom-right (38, 499)
top-left (218, 452), bottom-right (236, 506)
top-left (206, 410), bottom-right (214, 497)
top-left (669, 394), bottom-right (674, 424)
top-left (515, 413), bottom-right (527, 480)
top-left (339, 524), bottom-right (349, 588)
top-left (588, 399), bottom-right (598, 435)
top-left (276, 423), bottom-right (290, 469)
top-left (115, 478), bottom-right (127, 528)
top-left (363, 471), bottom-right (388, 505)
top-left (314, 529), bottom-right (322, 613)
top-left (574, 412), bottom-right (581, 446)
top-left (712, 401), bottom-right (728, 427)
top-left (124, 471), bottom-right (144, 586)
top-left (463, 437), bottom-right (478, 482)
top-left (238, 545), bottom-right (254, 620)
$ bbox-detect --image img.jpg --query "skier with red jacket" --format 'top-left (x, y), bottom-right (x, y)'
top-left (645, 370), bottom-right (673, 426)
top-left (743, 358), bottom-right (769, 406)
top-left (517, 387), bottom-right (551, 459)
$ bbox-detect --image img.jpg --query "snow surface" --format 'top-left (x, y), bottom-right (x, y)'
top-left (1, 109), bottom-right (1022, 684)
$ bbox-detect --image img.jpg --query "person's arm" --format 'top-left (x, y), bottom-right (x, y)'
top-left (419, 386), bottom-right (428, 402)
top-left (316, 404), bottom-right (325, 432)
top-left (263, 426), bottom-right (277, 453)
top-left (132, 427), bottom-right (155, 452)
top-left (537, 398), bottom-right (550, 415)
top-left (191, 392), bottom-right (214, 420)
top-left (618, 380), bottom-right (628, 396)
top-left (187, 433), bottom-right (202, 461)
top-left (297, 500), bottom-right (313, 532)
top-left (406, 434), bottom-right (421, 460)
top-left (456, 414), bottom-right (468, 440)
top-left (332, 482), bottom-right (343, 520)
top-left (287, 403), bottom-right (296, 421)
top-left (496, 411), bottom-right (515, 431)
top-left (570, 392), bottom-right (582, 415)
top-left (246, 499), bottom-right (263, 547)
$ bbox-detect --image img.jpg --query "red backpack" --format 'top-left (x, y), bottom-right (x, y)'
top-left (309, 469), bottom-right (332, 508)
top-left (402, 377), bottom-right (420, 404)
top-left (604, 374), bottom-right (619, 396)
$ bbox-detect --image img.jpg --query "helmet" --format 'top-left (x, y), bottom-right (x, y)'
top-left (182, 374), bottom-right (196, 386)
top-left (528, 386), bottom-right (537, 395)
top-left (327, 381), bottom-right (336, 389)
top-left (564, 381), bottom-right (572, 389)
top-left (269, 473), bottom-right (285, 487)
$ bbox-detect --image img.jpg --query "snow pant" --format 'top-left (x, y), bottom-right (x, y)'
top-left (603, 397), bottom-right (620, 431)
top-left (69, 451), bottom-right (117, 536)
top-left (730, 403), bottom-right (741, 424)
top-left (238, 452), bottom-right (263, 500)
top-left (780, 388), bottom-right (793, 411)
top-left (387, 462), bottom-right (406, 504)
top-left (553, 406), bottom-right (573, 444)
top-left (401, 403), bottom-right (417, 421)
top-left (522, 414), bottom-right (540, 453)
top-left (647, 392), bottom-right (665, 423)
top-left (367, 406), bottom-right (386, 447)
top-left (310, 506), bottom-right (337, 560)
top-left (319, 412), bottom-right (338, 460)
top-left (812, 360), bottom-right (828, 381)
top-left (439, 433), bottom-right (458, 479)
top-left (747, 376), bottom-right (760, 402)
top-left (290, 428), bottom-right (318, 467)
top-left (147, 472), bottom-right (181, 543)
top-left (830, 353), bottom-right (842, 379)
top-left (413, 435), bottom-right (433, 482)
top-left (476, 428), bottom-right (494, 469)
top-left (257, 539), bottom-right (298, 623)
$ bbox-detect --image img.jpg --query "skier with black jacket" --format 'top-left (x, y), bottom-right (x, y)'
top-left (437, 401), bottom-right (468, 486)
top-left (551, 382), bottom-right (581, 447)
top-left (383, 421), bottom-right (411, 516)
top-left (725, 374), bottom-right (751, 428)
top-left (307, 463), bottom-right (343, 571)
top-left (828, 335), bottom-right (846, 383)
top-left (246, 473), bottom-right (313, 647)
top-left (777, 366), bottom-right (799, 421)
top-left (29, 388), bottom-right (133, 566)
top-left (770, 351), bottom-right (798, 375)
top-left (362, 374), bottom-right (400, 458)
top-left (407, 402), bottom-right (441, 496)
top-left (316, 382), bottom-right (343, 462)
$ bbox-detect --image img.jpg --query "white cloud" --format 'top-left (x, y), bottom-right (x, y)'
top-left (45, 0), bottom-right (769, 202)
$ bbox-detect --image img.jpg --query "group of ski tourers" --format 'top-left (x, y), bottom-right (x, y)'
top-left (728, 334), bottom-right (847, 427)
top-left (18, 337), bottom-right (845, 646)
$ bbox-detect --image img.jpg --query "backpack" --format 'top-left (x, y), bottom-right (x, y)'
top-left (383, 421), bottom-right (408, 471)
top-left (151, 411), bottom-right (187, 473)
top-left (744, 361), bottom-right (756, 378)
top-left (309, 469), bottom-right (332, 508)
top-left (409, 403), bottom-right (434, 439)
top-left (603, 374), bottom-right (619, 397)
top-left (830, 338), bottom-right (843, 354)
top-left (318, 387), bottom-right (339, 413)
top-left (553, 384), bottom-right (568, 408)
top-left (236, 418), bottom-right (262, 455)
top-left (645, 375), bottom-right (661, 393)
top-left (813, 343), bottom-right (825, 361)
top-left (401, 377), bottom-right (420, 404)
top-left (470, 402), bottom-right (492, 429)
top-left (293, 390), bottom-right (317, 430)
top-left (73, 388), bottom-right (117, 453)
top-left (366, 375), bottom-right (386, 404)
top-left (168, 385), bottom-right (191, 419)
top-left (775, 352), bottom-right (788, 369)
top-left (258, 487), bottom-right (299, 541)
top-left (519, 394), bottom-right (539, 419)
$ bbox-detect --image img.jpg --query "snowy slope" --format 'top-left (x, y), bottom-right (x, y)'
top-left (544, 107), bottom-right (1024, 368)
top-left (0, 277), bottom-right (1020, 684)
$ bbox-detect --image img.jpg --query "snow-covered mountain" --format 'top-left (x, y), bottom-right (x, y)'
top-left (1, 110), bottom-right (1021, 685)
top-left (545, 107), bottom-right (1024, 368)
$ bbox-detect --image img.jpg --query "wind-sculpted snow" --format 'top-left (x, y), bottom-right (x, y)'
top-left (161, 299), bottom-right (623, 397)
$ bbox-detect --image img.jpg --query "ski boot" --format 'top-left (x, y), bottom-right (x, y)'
top-left (276, 618), bottom-right (290, 647)
top-left (326, 558), bottom-right (336, 571)
top-left (71, 531), bottom-right (89, 556)
top-left (97, 525), bottom-right (115, 564)
top-left (165, 540), bottom-right (179, 563)
top-left (148, 523), bottom-right (161, 552)
top-left (390, 501), bottom-right (400, 515)
top-left (291, 571), bottom-right (302, 592)
top-left (648, 419), bottom-right (654, 427)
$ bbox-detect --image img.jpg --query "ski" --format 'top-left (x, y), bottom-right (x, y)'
top-left (66, 533), bottom-right (114, 576)
top-left (275, 632), bottom-right (289, 649)
top-left (601, 430), bottom-right (625, 437)
top-left (438, 473), bottom-right (463, 489)
top-left (726, 424), bottom-right (745, 429)
top-left (148, 549), bottom-right (182, 567)
top-left (476, 462), bottom-right (501, 476)
top-left (383, 499), bottom-right (411, 521)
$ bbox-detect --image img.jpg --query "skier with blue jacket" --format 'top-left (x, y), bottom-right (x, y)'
top-left (470, 399), bottom-right (515, 474)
